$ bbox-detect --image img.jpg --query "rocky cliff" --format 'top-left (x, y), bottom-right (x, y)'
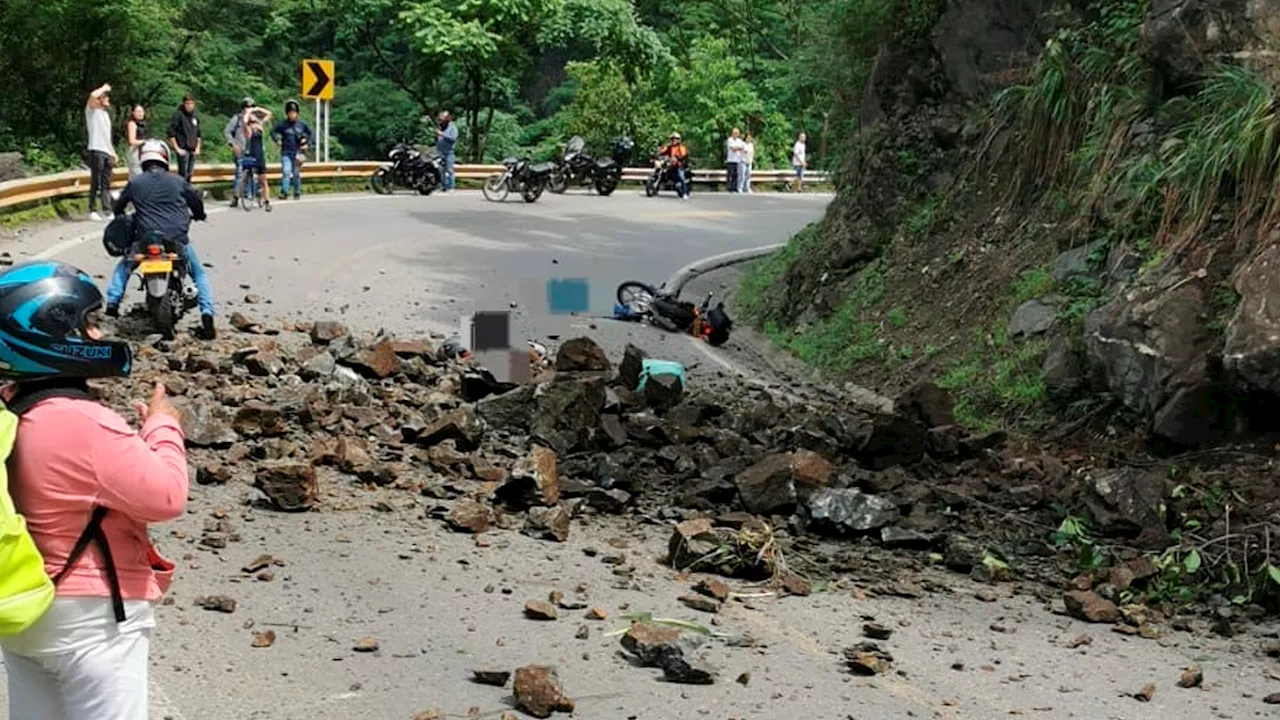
top-left (744, 0), bottom-right (1280, 448)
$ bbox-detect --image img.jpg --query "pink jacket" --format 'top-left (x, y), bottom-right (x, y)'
top-left (10, 396), bottom-right (187, 601)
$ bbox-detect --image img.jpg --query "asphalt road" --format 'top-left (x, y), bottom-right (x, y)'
top-left (1, 191), bottom-right (1279, 719)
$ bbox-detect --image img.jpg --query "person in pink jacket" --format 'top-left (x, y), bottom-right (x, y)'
top-left (0, 260), bottom-right (187, 720)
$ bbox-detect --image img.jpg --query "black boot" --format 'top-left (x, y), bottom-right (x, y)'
top-left (200, 314), bottom-right (216, 340)
top-left (104, 304), bottom-right (119, 318)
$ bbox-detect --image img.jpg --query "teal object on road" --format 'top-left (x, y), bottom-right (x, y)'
top-left (636, 359), bottom-right (686, 391)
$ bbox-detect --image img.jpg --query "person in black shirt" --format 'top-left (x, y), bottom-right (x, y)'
top-left (106, 140), bottom-right (217, 339)
top-left (167, 95), bottom-right (202, 182)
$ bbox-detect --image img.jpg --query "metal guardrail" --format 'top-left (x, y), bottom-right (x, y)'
top-left (0, 162), bottom-right (829, 210)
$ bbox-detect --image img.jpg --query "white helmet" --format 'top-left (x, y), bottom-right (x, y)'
top-left (138, 139), bottom-right (171, 170)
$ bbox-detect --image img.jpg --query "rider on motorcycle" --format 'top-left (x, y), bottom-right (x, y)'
top-left (659, 132), bottom-right (691, 200)
top-left (106, 139), bottom-right (217, 340)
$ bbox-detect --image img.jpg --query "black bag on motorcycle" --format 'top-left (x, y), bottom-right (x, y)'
top-left (103, 213), bottom-right (136, 257)
top-left (705, 303), bottom-right (733, 346)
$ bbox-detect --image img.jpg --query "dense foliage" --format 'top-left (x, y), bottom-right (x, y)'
top-left (0, 0), bottom-right (889, 171)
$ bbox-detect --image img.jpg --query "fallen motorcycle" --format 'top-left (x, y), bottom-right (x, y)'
top-left (614, 280), bottom-right (732, 346)
top-left (483, 156), bottom-right (556, 203)
top-left (370, 143), bottom-right (443, 195)
top-left (549, 136), bottom-right (634, 196)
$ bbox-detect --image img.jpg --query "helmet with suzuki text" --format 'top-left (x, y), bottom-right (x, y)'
top-left (0, 261), bottom-right (131, 381)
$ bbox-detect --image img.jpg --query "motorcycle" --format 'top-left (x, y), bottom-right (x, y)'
top-left (549, 136), bottom-right (635, 196)
top-left (644, 155), bottom-right (688, 198)
top-left (132, 233), bottom-right (198, 340)
top-left (483, 156), bottom-right (556, 203)
top-left (370, 143), bottom-right (443, 195)
top-left (614, 280), bottom-right (732, 346)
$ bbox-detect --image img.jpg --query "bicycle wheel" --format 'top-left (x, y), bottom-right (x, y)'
top-left (616, 281), bottom-right (658, 311)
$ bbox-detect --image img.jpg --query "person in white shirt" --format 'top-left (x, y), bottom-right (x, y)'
top-left (739, 133), bottom-right (756, 194)
top-left (725, 128), bottom-right (746, 194)
top-left (85, 84), bottom-right (118, 221)
top-left (791, 132), bottom-right (808, 193)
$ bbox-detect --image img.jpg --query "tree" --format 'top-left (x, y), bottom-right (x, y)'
top-left (554, 61), bottom-right (674, 156)
top-left (666, 36), bottom-right (765, 166)
top-left (400, 0), bottom-right (556, 162)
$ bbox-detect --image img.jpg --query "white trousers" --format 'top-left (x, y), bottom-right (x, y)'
top-left (3, 629), bottom-right (150, 720)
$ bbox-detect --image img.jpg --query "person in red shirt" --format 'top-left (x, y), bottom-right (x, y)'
top-left (0, 260), bottom-right (187, 720)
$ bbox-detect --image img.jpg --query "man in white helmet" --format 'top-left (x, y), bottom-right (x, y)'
top-left (106, 139), bottom-right (218, 339)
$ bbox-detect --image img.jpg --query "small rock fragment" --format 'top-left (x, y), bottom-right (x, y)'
top-left (1063, 591), bottom-right (1120, 623)
top-left (471, 670), bottom-right (511, 687)
top-left (1177, 667), bottom-right (1203, 689)
top-left (679, 595), bottom-right (721, 613)
top-left (251, 630), bottom-right (276, 648)
top-left (694, 578), bottom-right (731, 602)
top-left (525, 600), bottom-right (559, 621)
top-left (513, 665), bottom-right (575, 718)
top-left (586, 607), bottom-right (607, 620)
top-left (195, 595), bottom-right (237, 613)
top-left (863, 623), bottom-right (893, 641)
top-left (1135, 682), bottom-right (1156, 702)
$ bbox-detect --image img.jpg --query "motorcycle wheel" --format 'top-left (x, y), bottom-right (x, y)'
top-left (483, 174), bottom-right (510, 202)
top-left (417, 180), bottom-right (436, 196)
top-left (549, 171), bottom-right (569, 194)
top-left (617, 281), bottom-right (658, 310)
top-left (644, 177), bottom-right (658, 197)
top-left (522, 180), bottom-right (545, 203)
top-left (148, 291), bottom-right (176, 341)
top-left (596, 172), bottom-right (620, 197)
top-left (371, 168), bottom-right (393, 195)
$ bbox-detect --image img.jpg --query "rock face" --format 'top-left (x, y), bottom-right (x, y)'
top-left (1084, 279), bottom-right (1227, 446)
top-left (931, 0), bottom-right (1049, 99)
top-left (1225, 244), bottom-right (1280, 396)
top-left (1008, 298), bottom-right (1059, 337)
top-left (0, 153), bottom-right (24, 182)
top-left (895, 381), bottom-right (955, 428)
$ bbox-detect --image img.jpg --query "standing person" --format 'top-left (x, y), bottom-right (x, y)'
top-left (740, 133), bottom-right (756, 194)
top-left (435, 111), bottom-right (459, 192)
top-left (434, 111), bottom-right (459, 191)
top-left (166, 95), bottom-right (202, 183)
top-left (724, 128), bottom-right (745, 194)
top-left (124, 105), bottom-right (148, 179)
top-left (224, 97), bottom-right (255, 207)
top-left (0, 259), bottom-right (187, 720)
top-left (791, 132), bottom-right (808, 193)
top-left (271, 100), bottom-right (313, 200)
top-left (236, 108), bottom-right (273, 211)
top-left (85, 84), bottom-right (118, 222)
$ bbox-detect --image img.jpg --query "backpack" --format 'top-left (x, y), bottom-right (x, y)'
top-left (0, 386), bottom-right (124, 638)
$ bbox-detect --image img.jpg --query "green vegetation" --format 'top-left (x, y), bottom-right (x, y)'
top-left (0, 0), bottom-right (890, 172)
top-left (764, 259), bottom-right (887, 372)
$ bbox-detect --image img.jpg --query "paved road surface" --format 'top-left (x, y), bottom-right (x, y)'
top-left (0, 191), bottom-right (1278, 720)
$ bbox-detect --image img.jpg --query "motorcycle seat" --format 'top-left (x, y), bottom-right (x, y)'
top-left (530, 162), bottom-right (557, 174)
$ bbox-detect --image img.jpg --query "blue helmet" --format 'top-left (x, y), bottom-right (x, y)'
top-left (0, 261), bottom-right (131, 381)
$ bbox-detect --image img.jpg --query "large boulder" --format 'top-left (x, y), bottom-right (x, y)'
top-left (1224, 244), bottom-right (1280, 395)
top-left (530, 376), bottom-right (606, 455)
top-left (931, 0), bottom-right (1049, 99)
top-left (1082, 467), bottom-right (1168, 545)
top-left (1083, 276), bottom-right (1227, 445)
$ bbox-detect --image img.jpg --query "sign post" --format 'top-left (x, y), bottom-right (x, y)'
top-left (301, 59), bottom-right (335, 162)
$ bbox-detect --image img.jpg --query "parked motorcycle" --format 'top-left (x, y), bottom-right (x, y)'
top-left (614, 280), bottom-right (732, 346)
top-left (482, 156), bottom-right (556, 203)
top-left (549, 136), bottom-right (635, 196)
top-left (643, 155), bottom-right (688, 198)
top-left (370, 143), bottom-right (443, 195)
top-left (131, 233), bottom-right (198, 340)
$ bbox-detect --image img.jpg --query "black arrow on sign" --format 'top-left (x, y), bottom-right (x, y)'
top-left (306, 61), bottom-right (330, 96)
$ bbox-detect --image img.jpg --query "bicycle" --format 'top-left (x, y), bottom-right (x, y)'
top-left (236, 155), bottom-right (272, 212)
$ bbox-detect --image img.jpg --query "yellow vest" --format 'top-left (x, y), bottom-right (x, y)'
top-left (0, 407), bottom-right (55, 636)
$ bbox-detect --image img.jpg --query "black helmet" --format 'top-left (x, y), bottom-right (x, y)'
top-left (0, 261), bottom-right (131, 380)
top-left (285, 99), bottom-right (299, 113)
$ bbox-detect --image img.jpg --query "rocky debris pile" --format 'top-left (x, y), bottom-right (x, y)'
top-left (98, 319), bottom-right (1065, 588)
